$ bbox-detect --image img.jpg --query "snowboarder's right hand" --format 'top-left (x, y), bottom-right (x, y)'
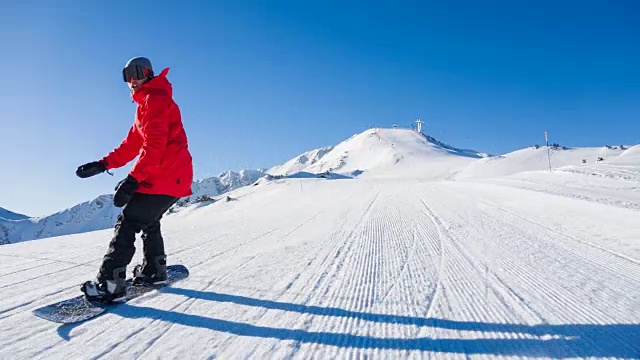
top-left (76, 161), bottom-right (107, 178)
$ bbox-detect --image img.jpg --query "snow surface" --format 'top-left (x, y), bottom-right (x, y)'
top-left (1, 128), bottom-right (639, 358)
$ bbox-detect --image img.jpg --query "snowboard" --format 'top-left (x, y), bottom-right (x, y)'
top-left (33, 264), bottom-right (189, 324)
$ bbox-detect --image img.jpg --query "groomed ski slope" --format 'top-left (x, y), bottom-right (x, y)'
top-left (1, 177), bottom-right (639, 358)
top-left (1, 128), bottom-right (639, 358)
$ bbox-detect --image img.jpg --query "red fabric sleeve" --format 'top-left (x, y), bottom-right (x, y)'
top-left (101, 124), bottom-right (142, 169)
top-left (129, 95), bottom-right (169, 182)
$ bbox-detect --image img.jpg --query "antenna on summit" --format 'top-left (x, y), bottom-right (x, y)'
top-left (415, 118), bottom-right (423, 134)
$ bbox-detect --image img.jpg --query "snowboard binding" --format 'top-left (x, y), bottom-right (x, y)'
top-left (80, 280), bottom-right (127, 304)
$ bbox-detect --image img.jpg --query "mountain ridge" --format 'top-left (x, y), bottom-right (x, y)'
top-left (0, 207), bottom-right (29, 221)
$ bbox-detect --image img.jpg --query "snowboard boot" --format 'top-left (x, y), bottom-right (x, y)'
top-left (132, 255), bottom-right (167, 286)
top-left (81, 267), bottom-right (127, 303)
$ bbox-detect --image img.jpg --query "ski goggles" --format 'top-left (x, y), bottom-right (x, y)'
top-left (122, 65), bottom-right (152, 82)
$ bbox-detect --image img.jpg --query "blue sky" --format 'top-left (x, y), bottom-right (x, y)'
top-left (1, 0), bottom-right (638, 216)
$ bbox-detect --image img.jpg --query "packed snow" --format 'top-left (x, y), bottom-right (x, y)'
top-left (1, 128), bottom-right (638, 358)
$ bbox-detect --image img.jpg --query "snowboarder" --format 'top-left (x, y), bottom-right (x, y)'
top-left (75, 56), bottom-right (193, 302)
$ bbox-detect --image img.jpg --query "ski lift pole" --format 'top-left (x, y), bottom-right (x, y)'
top-left (545, 130), bottom-right (552, 172)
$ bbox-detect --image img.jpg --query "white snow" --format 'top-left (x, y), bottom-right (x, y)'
top-left (1, 128), bottom-right (639, 358)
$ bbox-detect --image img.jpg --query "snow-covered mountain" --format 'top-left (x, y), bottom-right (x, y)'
top-left (267, 129), bottom-right (636, 183)
top-left (0, 207), bottom-right (29, 221)
top-left (0, 169), bottom-right (268, 245)
top-left (190, 169), bottom-right (267, 200)
top-left (0, 195), bottom-right (120, 245)
top-left (267, 128), bottom-right (486, 180)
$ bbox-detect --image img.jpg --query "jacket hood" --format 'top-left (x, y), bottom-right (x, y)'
top-left (132, 67), bottom-right (172, 103)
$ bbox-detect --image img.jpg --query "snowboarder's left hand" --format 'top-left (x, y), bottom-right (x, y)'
top-left (113, 175), bottom-right (139, 207)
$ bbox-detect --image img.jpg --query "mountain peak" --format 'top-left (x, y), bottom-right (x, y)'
top-left (268, 127), bottom-right (485, 179)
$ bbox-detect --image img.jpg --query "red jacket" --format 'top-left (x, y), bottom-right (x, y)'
top-left (101, 68), bottom-right (193, 198)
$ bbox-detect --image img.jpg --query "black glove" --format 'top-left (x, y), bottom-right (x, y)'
top-left (76, 161), bottom-right (107, 178)
top-left (113, 175), bottom-right (139, 207)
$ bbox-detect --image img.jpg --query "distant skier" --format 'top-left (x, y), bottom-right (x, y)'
top-left (75, 56), bottom-right (193, 302)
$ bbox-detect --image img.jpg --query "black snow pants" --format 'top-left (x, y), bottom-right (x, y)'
top-left (97, 193), bottom-right (178, 282)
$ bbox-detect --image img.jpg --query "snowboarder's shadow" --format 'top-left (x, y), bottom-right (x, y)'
top-left (59, 287), bottom-right (640, 357)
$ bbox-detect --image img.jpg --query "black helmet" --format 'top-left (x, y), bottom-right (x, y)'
top-left (122, 56), bottom-right (154, 82)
